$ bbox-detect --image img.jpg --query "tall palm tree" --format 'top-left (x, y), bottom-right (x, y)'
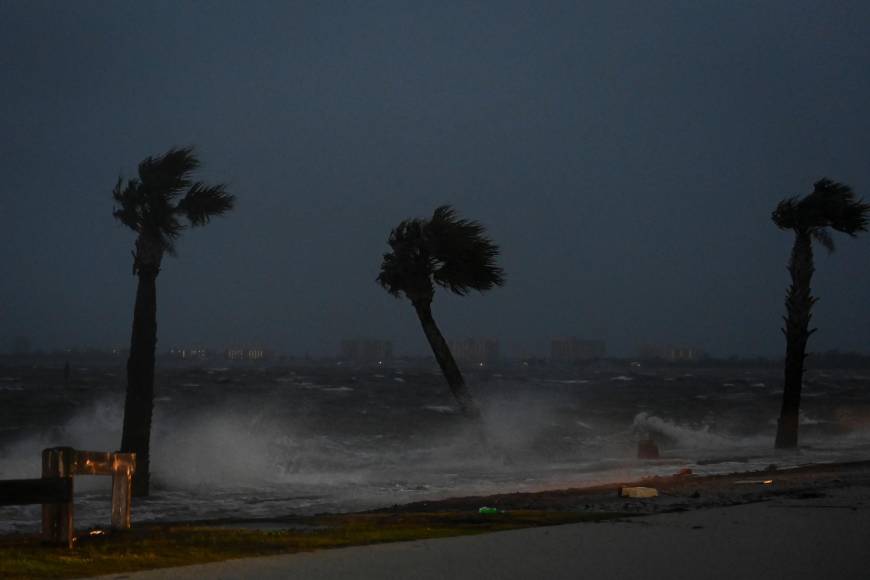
top-left (377, 206), bottom-right (505, 418)
top-left (113, 146), bottom-right (235, 496)
top-left (772, 178), bottom-right (869, 449)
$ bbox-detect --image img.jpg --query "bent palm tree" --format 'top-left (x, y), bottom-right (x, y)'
top-left (114, 147), bottom-right (235, 495)
top-left (772, 178), bottom-right (869, 449)
top-left (377, 206), bottom-right (505, 418)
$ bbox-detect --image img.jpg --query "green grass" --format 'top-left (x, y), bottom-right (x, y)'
top-left (0, 510), bottom-right (624, 579)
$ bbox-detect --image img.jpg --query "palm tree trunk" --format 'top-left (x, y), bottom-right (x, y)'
top-left (121, 239), bottom-right (161, 497)
top-left (412, 300), bottom-right (480, 418)
top-left (775, 230), bottom-right (815, 449)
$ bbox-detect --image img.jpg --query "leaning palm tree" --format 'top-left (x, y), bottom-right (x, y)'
top-left (377, 206), bottom-right (505, 418)
top-left (113, 146), bottom-right (235, 496)
top-left (772, 178), bottom-right (869, 449)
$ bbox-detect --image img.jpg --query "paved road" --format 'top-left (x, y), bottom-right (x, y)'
top-left (93, 497), bottom-right (870, 579)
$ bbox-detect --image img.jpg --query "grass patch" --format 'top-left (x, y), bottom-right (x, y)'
top-left (0, 510), bottom-right (624, 579)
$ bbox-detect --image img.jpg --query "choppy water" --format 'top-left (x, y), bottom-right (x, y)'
top-left (2, 363), bottom-right (870, 533)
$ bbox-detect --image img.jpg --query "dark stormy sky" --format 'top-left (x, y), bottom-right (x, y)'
top-left (2, 1), bottom-right (869, 358)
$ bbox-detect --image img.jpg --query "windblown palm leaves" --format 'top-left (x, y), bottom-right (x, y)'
top-left (378, 205), bottom-right (505, 301)
top-left (772, 178), bottom-right (869, 246)
top-left (112, 147), bottom-right (235, 257)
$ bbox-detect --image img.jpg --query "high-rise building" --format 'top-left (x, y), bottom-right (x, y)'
top-left (168, 346), bottom-right (210, 360)
top-left (340, 339), bottom-right (393, 365)
top-left (637, 344), bottom-right (706, 362)
top-left (224, 346), bottom-right (270, 361)
top-left (550, 337), bottom-right (606, 362)
top-left (448, 338), bottom-right (500, 366)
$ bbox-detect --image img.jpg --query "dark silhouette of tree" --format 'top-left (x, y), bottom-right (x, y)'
top-left (772, 178), bottom-right (869, 449)
top-left (113, 147), bottom-right (235, 496)
top-left (377, 206), bottom-right (505, 418)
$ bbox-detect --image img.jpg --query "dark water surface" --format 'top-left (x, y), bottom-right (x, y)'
top-left (2, 363), bottom-right (869, 533)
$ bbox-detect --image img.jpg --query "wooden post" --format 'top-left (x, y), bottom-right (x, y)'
top-left (41, 447), bottom-right (74, 547)
top-left (73, 451), bottom-right (113, 476)
top-left (111, 452), bottom-right (135, 530)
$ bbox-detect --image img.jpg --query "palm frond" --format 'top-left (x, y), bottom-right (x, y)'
top-left (426, 205), bottom-right (505, 295)
top-left (771, 197), bottom-right (800, 230)
top-left (377, 218), bottom-right (432, 300)
top-left (112, 177), bottom-right (144, 232)
top-left (177, 182), bottom-right (236, 226)
top-left (377, 206), bottom-right (505, 301)
top-left (812, 229), bottom-right (835, 254)
top-left (812, 178), bottom-right (851, 196)
top-left (137, 146), bottom-right (200, 197)
top-left (158, 228), bottom-right (180, 256)
top-left (376, 252), bottom-right (404, 298)
top-left (114, 146), bottom-right (233, 256)
top-left (802, 178), bottom-right (870, 234)
top-left (773, 179), bottom-right (869, 241)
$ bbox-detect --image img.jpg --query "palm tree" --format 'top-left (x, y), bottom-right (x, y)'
top-left (772, 178), bottom-right (869, 449)
top-left (113, 146), bottom-right (235, 496)
top-left (377, 206), bottom-right (505, 418)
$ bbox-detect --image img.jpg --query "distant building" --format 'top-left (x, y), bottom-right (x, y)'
top-left (224, 346), bottom-right (270, 361)
top-left (168, 346), bottom-right (211, 360)
top-left (59, 346), bottom-right (126, 358)
top-left (550, 337), bottom-right (606, 363)
top-left (448, 338), bottom-right (500, 367)
top-left (340, 339), bottom-right (393, 365)
top-left (638, 344), bottom-right (706, 362)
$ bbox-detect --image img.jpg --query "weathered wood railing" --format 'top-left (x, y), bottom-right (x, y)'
top-left (0, 447), bottom-right (135, 548)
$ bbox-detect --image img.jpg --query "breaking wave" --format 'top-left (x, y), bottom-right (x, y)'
top-left (632, 412), bottom-right (769, 451)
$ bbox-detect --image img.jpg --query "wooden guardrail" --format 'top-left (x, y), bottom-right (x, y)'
top-left (0, 447), bottom-right (135, 548)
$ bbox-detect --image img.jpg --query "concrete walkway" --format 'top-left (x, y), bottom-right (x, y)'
top-left (93, 497), bottom-right (870, 579)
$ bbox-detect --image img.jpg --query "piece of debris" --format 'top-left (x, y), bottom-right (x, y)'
top-left (619, 486), bottom-right (659, 499)
top-left (478, 506), bottom-right (500, 514)
top-left (675, 468), bottom-right (693, 477)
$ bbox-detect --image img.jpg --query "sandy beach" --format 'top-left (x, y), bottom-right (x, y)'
top-left (83, 460), bottom-right (870, 579)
